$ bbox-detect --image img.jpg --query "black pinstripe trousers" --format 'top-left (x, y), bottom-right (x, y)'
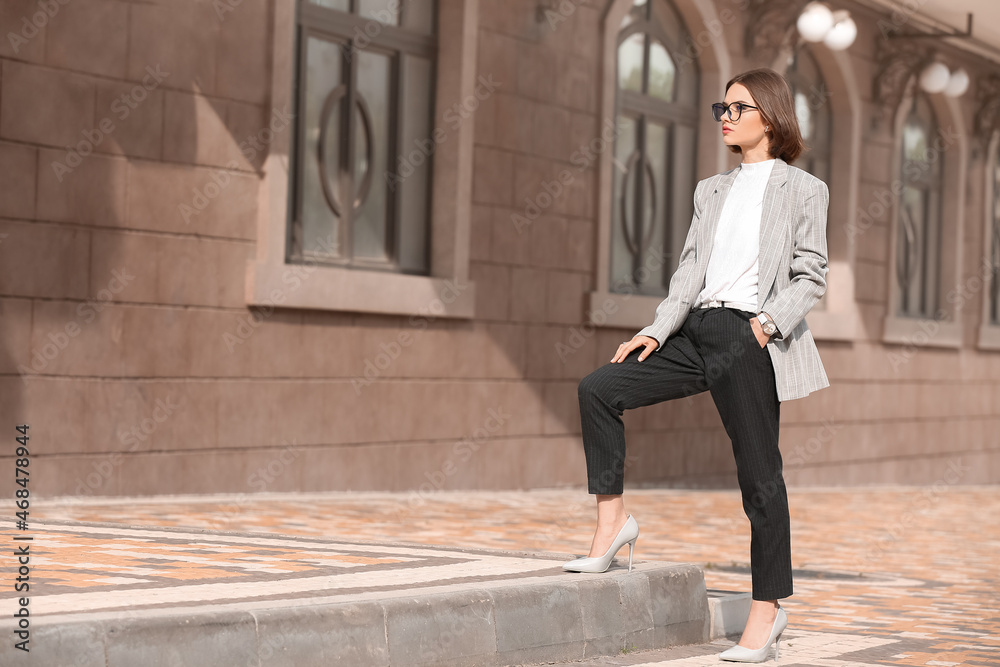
top-left (577, 305), bottom-right (792, 600)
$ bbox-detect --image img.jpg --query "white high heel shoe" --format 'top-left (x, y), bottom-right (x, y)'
top-left (719, 606), bottom-right (788, 663)
top-left (562, 514), bottom-right (639, 573)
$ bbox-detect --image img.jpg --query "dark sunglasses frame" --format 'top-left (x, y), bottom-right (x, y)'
top-left (711, 102), bottom-right (760, 122)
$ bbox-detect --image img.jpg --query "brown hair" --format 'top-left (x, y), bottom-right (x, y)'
top-left (724, 68), bottom-right (804, 164)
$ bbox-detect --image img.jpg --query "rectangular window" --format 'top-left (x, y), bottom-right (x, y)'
top-left (896, 96), bottom-right (943, 319)
top-left (290, 0), bottom-right (437, 274)
top-left (991, 142), bottom-right (1000, 325)
top-left (610, 0), bottom-right (699, 297)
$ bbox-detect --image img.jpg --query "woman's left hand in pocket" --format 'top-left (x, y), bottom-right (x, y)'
top-left (750, 317), bottom-right (769, 348)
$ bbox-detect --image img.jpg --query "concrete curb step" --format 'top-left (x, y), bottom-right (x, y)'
top-left (12, 563), bottom-right (718, 667)
top-left (4, 521), bottom-right (752, 667)
top-left (706, 589), bottom-right (753, 641)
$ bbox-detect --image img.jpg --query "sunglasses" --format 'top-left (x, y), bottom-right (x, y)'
top-left (711, 102), bottom-right (760, 122)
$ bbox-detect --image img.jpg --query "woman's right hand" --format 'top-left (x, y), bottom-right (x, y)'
top-left (611, 335), bottom-right (659, 363)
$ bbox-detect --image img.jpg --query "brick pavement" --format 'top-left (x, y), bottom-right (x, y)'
top-left (25, 485), bottom-right (1000, 666)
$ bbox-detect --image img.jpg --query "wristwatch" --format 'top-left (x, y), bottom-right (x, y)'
top-left (756, 312), bottom-right (778, 337)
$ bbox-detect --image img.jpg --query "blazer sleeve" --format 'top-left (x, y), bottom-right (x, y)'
top-left (635, 178), bottom-right (707, 349)
top-left (763, 178), bottom-right (830, 340)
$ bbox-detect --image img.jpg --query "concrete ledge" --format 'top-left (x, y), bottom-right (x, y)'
top-left (3, 522), bottom-right (713, 666)
top-left (9, 565), bottom-right (710, 667)
top-left (706, 589), bottom-right (753, 640)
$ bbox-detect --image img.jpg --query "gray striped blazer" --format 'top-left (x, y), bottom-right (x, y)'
top-left (637, 157), bottom-right (831, 402)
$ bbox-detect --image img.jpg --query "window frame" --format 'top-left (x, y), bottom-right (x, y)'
top-left (757, 45), bottom-right (862, 342)
top-left (610, 1), bottom-right (700, 299)
top-left (589, 0), bottom-right (725, 329)
top-left (289, 4), bottom-right (437, 273)
top-left (977, 130), bottom-right (1000, 350)
top-left (895, 93), bottom-right (944, 319)
top-left (882, 86), bottom-right (965, 348)
top-left (785, 46), bottom-right (832, 193)
top-left (246, 0), bottom-right (476, 318)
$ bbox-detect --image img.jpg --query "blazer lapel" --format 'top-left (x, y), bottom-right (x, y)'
top-left (696, 165), bottom-right (739, 265)
top-left (756, 158), bottom-right (789, 312)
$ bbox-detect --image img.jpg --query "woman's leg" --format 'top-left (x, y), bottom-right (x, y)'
top-left (702, 309), bottom-right (789, 647)
top-left (587, 494), bottom-right (627, 558)
top-left (577, 313), bottom-right (708, 557)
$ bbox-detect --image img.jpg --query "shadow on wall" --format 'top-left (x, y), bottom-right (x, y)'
top-left (0, 0), bottom-right (283, 498)
top-left (0, 0), bottom-right (745, 499)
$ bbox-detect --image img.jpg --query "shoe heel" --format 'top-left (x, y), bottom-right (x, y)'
top-left (627, 537), bottom-right (637, 573)
top-left (774, 631), bottom-right (783, 660)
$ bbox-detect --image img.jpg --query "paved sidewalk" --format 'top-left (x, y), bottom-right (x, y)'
top-left (20, 485), bottom-right (1000, 666)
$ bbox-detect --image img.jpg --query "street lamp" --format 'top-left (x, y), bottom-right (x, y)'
top-left (918, 62), bottom-right (970, 97)
top-left (796, 2), bottom-right (857, 51)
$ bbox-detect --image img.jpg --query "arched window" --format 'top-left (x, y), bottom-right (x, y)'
top-left (990, 133), bottom-right (1000, 325)
top-left (610, 0), bottom-right (699, 296)
top-left (896, 93), bottom-right (943, 318)
top-left (290, 0), bottom-right (437, 274)
top-left (786, 47), bottom-right (831, 184)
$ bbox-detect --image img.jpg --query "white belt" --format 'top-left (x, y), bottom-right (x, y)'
top-left (698, 299), bottom-right (756, 315)
top-left (700, 299), bottom-right (736, 308)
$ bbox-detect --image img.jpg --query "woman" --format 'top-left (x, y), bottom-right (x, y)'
top-left (563, 68), bottom-right (831, 663)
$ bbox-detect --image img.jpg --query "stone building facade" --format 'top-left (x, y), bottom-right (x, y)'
top-left (1, 0), bottom-right (998, 498)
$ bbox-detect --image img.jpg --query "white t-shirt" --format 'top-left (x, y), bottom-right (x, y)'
top-left (693, 158), bottom-right (775, 313)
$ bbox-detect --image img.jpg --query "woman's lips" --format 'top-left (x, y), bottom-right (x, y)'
top-left (722, 128), bottom-right (733, 134)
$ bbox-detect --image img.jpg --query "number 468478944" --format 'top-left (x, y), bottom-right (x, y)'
top-left (15, 424), bottom-right (29, 529)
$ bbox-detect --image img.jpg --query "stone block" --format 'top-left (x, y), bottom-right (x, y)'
top-left (126, 159), bottom-right (257, 239)
top-left (493, 583), bottom-right (585, 664)
top-left (94, 79), bottom-right (165, 160)
top-left (104, 611), bottom-right (258, 667)
top-left (0, 618), bottom-right (105, 667)
top-left (128, 2), bottom-right (217, 90)
top-left (0, 1), bottom-right (48, 62)
top-left (36, 148), bottom-right (128, 226)
top-left (215, 0), bottom-right (270, 105)
top-left (509, 267), bottom-right (548, 323)
top-left (0, 60), bottom-right (94, 147)
top-left (163, 90), bottom-right (239, 169)
top-left (46, 0), bottom-right (128, 78)
top-left (383, 591), bottom-right (497, 666)
top-left (0, 141), bottom-right (36, 219)
top-left (473, 146), bottom-right (514, 206)
top-left (0, 221), bottom-right (89, 300)
top-left (253, 601), bottom-right (389, 667)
